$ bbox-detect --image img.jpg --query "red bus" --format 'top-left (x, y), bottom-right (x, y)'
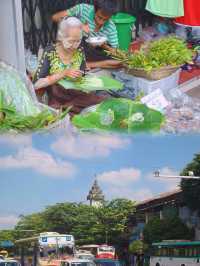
top-left (78, 245), bottom-right (115, 259)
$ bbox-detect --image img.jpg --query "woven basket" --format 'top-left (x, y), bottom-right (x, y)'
top-left (125, 65), bottom-right (182, 81)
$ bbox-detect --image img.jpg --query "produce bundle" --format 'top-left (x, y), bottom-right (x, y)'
top-left (108, 37), bottom-right (193, 72)
top-left (72, 98), bottom-right (165, 133)
top-left (0, 92), bottom-right (69, 133)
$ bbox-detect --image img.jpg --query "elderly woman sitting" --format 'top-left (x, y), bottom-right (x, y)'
top-left (34, 17), bottom-right (107, 115)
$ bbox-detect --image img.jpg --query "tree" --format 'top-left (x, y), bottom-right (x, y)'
top-left (129, 240), bottom-right (146, 254)
top-left (91, 198), bottom-right (135, 260)
top-left (11, 198), bottom-right (136, 252)
top-left (180, 153), bottom-right (200, 212)
top-left (0, 230), bottom-right (15, 243)
top-left (143, 216), bottom-right (194, 245)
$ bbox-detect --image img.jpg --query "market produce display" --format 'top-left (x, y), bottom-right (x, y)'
top-left (72, 98), bottom-right (165, 133)
top-left (58, 75), bottom-right (123, 92)
top-left (0, 61), bottom-right (69, 133)
top-left (109, 37), bottom-right (193, 72)
top-left (0, 92), bottom-right (69, 133)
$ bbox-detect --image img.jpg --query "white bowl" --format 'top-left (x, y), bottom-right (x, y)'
top-left (86, 36), bottom-right (107, 46)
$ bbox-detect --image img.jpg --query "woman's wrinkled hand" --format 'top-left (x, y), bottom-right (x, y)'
top-left (63, 69), bottom-right (83, 79)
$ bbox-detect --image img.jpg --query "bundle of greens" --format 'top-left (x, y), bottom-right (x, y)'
top-left (108, 37), bottom-right (193, 72)
top-left (0, 92), bottom-right (68, 133)
top-left (72, 98), bottom-right (165, 133)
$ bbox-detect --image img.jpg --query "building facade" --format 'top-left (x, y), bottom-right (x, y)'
top-left (131, 189), bottom-right (200, 242)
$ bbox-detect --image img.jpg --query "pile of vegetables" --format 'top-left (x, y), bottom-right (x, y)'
top-left (0, 92), bottom-right (68, 133)
top-left (72, 98), bottom-right (165, 133)
top-left (109, 37), bottom-right (193, 72)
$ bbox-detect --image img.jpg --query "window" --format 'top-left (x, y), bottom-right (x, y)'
top-left (173, 248), bottom-right (179, 257)
top-left (41, 237), bottom-right (47, 242)
top-left (66, 236), bottom-right (71, 241)
top-left (98, 247), bottom-right (114, 253)
top-left (179, 247), bottom-right (186, 257)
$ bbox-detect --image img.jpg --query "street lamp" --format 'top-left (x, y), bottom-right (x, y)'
top-left (153, 170), bottom-right (200, 179)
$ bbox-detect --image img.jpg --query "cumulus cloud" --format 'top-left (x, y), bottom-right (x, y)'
top-left (51, 133), bottom-right (129, 159)
top-left (96, 167), bottom-right (152, 201)
top-left (0, 147), bottom-right (76, 178)
top-left (97, 168), bottom-right (141, 187)
top-left (0, 215), bottom-right (19, 229)
top-left (103, 186), bottom-right (153, 202)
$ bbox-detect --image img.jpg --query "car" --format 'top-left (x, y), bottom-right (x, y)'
top-left (75, 250), bottom-right (95, 261)
top-left (93, 259), bottom-right (122, 266)
top-left (75, 254), bottom-right (95, 261)
top-left (39, 258), bottom-right (95, 266)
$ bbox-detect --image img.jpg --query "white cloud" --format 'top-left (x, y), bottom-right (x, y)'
top-left (0, 134), bottom-right (32, 148)
top-left (96, 167), bottom-right (152, 201)
top-left (0, 215), bottom-right (19, 229)
top-left (0, 147), bottom-right (76, 178)
top-left (51, 133), bottom-right (130, 159)
top-left (97, 168), bottom-right (141, 187)
top-left (103, 186), bottom-right (153, 202)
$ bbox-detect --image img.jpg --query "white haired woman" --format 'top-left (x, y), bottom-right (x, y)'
top-left (34, 17), bottom-right (107, 116)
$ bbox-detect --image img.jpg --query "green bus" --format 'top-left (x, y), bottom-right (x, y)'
top-left (150, 241), bottom-right (200, 266)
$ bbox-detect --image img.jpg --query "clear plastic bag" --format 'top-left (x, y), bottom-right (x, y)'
top-left (161, 87), bottom-right (200, 134)
top-left (0, 61), bottom-right (40, 116)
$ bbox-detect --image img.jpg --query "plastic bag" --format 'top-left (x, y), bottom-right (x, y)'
top-left (0, 61), bottom-right (40, 116)
top-left (111, 71), bottom-right (141, 100)
top-left (25, 49), bottom-right (38, 76)
top-left (161, 87), bottom-right (200, 134)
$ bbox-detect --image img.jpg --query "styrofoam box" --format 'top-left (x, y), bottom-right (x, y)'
top-left (130, 69), bottom-right (181, 94)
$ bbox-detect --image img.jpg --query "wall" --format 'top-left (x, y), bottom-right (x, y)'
top-left (0, 0), bottom-right (25, 73)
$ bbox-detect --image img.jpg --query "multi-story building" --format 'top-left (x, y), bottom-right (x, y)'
top-left (130, 189), bottom-right (200, 242)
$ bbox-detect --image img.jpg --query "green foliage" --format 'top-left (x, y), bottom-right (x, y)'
top-left (2, 199), bottom-right (135, 249)
top-left (109, 37), bottom-right (193, 72)
top-left (0, 230), bottom-right (15, 243)
top-left (72, 98), bottom-right (165, 133)
top-left (0, 91), bottom-right (69, 133)
top-left (180, 153), bottom-right (200, 212)
top-left (143, 216), bottom-right (194, 245)
top-left (129, 240), bottom-right (147, 254)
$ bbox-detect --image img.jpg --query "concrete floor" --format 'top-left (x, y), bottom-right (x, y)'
top-left (186, 85), bottom-right (200, 99)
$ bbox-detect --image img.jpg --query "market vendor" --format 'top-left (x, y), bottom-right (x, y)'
top-left (51, 0), bottom-right (122, 69)
top-left (34, 17), bottom-right (107, 115)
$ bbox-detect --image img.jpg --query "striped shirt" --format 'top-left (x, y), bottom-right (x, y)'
top-left (68, 4), bottom-right (119, 48)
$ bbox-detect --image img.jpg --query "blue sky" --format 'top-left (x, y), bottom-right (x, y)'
top-left (0, 131), bottom-right (200, 229)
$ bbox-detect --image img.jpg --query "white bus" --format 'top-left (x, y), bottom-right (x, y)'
top-left (39, 232), bottom-right (75, 257)
top-left (150, 240), bottom-right (200, 266)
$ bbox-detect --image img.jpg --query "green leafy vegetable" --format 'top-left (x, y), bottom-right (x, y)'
top-left (108, 37), bottom-right (193, 72)
top-left (72, 98), bottom-right (165, 133)
top-left (0, 92), bottom-right (69, 133)
top-left (58, 75), bottom-right (123, 92)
